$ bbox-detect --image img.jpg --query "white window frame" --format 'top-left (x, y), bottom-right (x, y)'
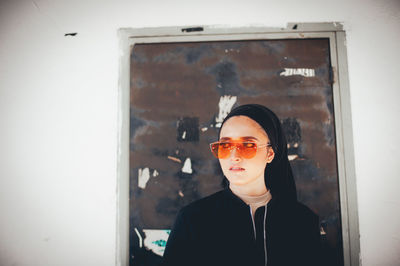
top-left (116, 23), bottom-right (360, 266)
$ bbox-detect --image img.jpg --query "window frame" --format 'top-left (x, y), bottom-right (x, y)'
top-left (117, 23), bottom-right (359, 266)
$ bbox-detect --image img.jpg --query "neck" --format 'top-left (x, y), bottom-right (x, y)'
top-left (229, 182), bottom-right (268, 197)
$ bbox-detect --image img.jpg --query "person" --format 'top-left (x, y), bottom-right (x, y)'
top-left (161, 104), bottom-right (321, 266)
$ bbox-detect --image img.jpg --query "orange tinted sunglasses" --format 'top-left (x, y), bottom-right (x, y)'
top-left (209, 141), bottom-right (271, 159)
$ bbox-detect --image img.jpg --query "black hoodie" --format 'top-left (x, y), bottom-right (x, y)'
top-left (162, 104), bottom-right (321, 266)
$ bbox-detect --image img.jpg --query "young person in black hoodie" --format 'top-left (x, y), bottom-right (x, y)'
top-left (162, 104), bottom-right (321, 266)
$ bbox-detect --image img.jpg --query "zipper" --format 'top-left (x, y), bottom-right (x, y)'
top-left (250, 205), bottom-right (268, 265)
top-left (263, 206), bottom-right (267, 266)
top-left (250, 206), bottom-right (256, 240)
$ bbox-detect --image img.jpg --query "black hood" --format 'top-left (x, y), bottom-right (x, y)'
top-left (219, 104), bottom-right (297, 202)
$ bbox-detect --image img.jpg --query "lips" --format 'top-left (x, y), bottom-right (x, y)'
top-left (229, 166), bottom-right (245, 171)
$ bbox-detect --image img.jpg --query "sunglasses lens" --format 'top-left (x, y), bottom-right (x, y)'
top-left (218, 143), bottom-right (232, 159)
top-left (238, 142), bottom-right (257, 159)
top-left (210, 143), bottom-right (220, 158)
top-left (210, 143), bottom-right (230, 159)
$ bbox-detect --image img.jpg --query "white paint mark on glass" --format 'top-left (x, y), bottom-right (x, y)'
top-left (182, 131), bottom-right (186, 139)
top-left (181, 158), bottom-right (193, 174)
top-left (178, 190), bottom-right (184, 197)
top-left (143, 229), bottom-right (171, 257)
top-left (215, 95), bottom-right (237, 127)
top-left (201, 127), bottom-right (208, 132)
top-left (134, 228), bottom-right (143, 248)
top-left (280, 68), bottom-right (315, 77)
top-left (153, 170), bottom-right (159, 177)
top-left (138, 167), bottom-right (150, 189)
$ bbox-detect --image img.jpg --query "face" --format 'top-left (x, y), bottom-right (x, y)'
top-left (218, 116), bottom-right (275, 189)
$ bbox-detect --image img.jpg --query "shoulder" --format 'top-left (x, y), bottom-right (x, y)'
top-left (171, 190), bottom-right (229, 234)
top-left (269, 200), bottom-right (319, 226)
top-left (293, 202), bottom-right (318, 221)
top-left (179, 189), bottom-right (227, 217)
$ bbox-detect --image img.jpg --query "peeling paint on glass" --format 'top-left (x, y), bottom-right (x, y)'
top-left (142, 229), bottom-right (171, 257)
top-left (129, 38), bottom-right (343, 266)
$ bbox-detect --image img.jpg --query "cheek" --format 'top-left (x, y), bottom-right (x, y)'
top-left (252, 153), bottom-right (269, 168)
top-left (219, 159), bottom-right (229, 171)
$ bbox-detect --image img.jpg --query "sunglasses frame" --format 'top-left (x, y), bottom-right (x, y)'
top-left (209, 141), bottom-right (271, 159)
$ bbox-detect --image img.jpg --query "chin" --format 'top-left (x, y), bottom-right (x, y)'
top-left (230, 181), bottom-right (248, 187)
top-left (226, 177), bottom-right (249, 186)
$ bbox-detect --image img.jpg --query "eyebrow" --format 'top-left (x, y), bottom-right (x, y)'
top-left (219, 136), bottom-right (259, 142)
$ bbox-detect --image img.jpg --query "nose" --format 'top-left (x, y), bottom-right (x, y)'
top-left (229, 146), bottom-right (242, 162)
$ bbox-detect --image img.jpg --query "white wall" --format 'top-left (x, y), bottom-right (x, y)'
top-left (0, 0), bottom-right (399, 265)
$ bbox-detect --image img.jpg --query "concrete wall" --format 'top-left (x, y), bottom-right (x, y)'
top-left (0, 0), bottom-right (399, 265)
